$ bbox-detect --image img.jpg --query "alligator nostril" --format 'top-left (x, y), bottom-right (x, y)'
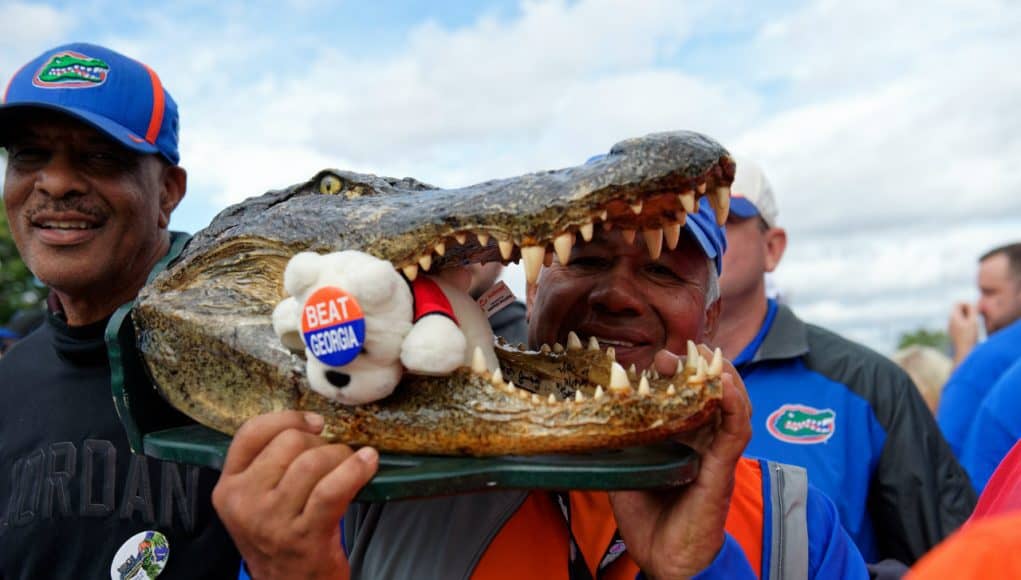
top-left (326, 371), bottom-right (351, 388)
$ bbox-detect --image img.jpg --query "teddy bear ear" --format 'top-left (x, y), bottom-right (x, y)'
top-left (271, 297), bottom-right (306, 352)
top-left (283, 252), bottom-right (324, 297)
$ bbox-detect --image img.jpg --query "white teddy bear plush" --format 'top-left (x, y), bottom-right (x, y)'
top-left (272, 250), bottom-right (498, 405)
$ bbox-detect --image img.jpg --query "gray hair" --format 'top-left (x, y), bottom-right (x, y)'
top-left (705, 258), bottom-right (720, 307)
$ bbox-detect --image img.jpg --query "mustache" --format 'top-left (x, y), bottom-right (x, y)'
top-left (25, 199), bottom-right (106, 222)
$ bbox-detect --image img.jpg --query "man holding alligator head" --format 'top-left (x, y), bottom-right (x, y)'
top-left (213, 156), bottom-right (868, 578)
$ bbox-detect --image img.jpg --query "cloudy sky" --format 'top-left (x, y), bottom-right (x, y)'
top-left (2, 0), bottom-right (1019, 354)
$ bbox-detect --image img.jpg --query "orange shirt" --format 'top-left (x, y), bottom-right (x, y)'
top-left (908, 511), bottom-right (1021, 579)
top-left (474, 458), bottom-right (765, 579)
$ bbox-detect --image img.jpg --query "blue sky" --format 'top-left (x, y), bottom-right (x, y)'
top-left (3, 0), bottom-right (1020, 353)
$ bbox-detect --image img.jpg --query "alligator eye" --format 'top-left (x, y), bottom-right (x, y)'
top-left (319, 175), bottom-right (343, 195)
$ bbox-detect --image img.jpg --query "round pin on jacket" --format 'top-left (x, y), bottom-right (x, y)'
top-left (110, 530), bottom-right (170, 579)
top-left (301, 286), bottom-right (366, 367)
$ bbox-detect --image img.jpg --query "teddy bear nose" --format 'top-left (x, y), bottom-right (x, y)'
top-left (325, 371), bottom-right (351, 388)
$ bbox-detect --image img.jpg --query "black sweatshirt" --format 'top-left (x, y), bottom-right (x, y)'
top-left (0, 312), bottom-right (239, 579)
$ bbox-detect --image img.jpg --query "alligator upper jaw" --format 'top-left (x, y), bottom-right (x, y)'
top-left (392, 153), bottom-right (736, 286)
top-left (362, 152), bottom-right (735, 400)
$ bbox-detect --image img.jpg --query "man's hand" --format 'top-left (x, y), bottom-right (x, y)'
top-left (212, 411), bottom-right (379, 580)
top-left (948, 302), bottom-right (979, 366)
top-left (608, 345), bottom-right (752, 579)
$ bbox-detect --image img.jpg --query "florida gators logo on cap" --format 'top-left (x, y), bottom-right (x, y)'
top-left (301, 287), bottom-right (366, 367)
top-left (766, 404), bottom-right (836, 444)
top-left (33, 50), bottom-right (110, 89)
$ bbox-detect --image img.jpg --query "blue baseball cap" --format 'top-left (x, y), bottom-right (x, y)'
top-left (686, 196), bottom-right (727, 275)
top-left (0, 42), bottom-right (180, 165)
top-left (585, 153), bottom-right (728, 274)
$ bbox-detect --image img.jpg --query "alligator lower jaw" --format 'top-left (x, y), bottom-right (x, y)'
top-left (486, 333), bottom-right (723, 402)
top-left (392, 155), bottom-right (735, 285)
top-left (318, 340), bottom-right (724, 456)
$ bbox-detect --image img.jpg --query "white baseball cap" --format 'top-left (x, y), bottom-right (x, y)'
top-left (729, 159), bottom-right (779, 228)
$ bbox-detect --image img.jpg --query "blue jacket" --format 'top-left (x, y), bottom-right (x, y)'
top-left (938, 318), bottom-right (1021, 456)
top-left (735, 301), bottom-right (974, 564)
top-left (959, 357), bottom-right (1021, 493)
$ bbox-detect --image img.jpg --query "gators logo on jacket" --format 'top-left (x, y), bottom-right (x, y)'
top-left (766, 404), bottom-right (835, 444)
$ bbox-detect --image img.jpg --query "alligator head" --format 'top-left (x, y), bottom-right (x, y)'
top-left (34, 51), bottom-right (110, 86)
top-left (134, 130), bottom-right (736, 456)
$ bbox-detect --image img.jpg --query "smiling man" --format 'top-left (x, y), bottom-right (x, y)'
top-left (527, 224), bottom-right (719, 371)
top-left (0, 42), bottom-right (239, 578)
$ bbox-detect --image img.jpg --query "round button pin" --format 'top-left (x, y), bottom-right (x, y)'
top-left (110, 530), bottom-right (169, 579)
top-left (301, 286), bottom-right (366, 367)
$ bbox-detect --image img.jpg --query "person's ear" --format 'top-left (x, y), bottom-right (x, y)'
top-left (703, 297), bottom-right (722, 342)
top-left (158, 165), bottom-right (187, 229)
top-left (764, 227), bottom-right (787, 273)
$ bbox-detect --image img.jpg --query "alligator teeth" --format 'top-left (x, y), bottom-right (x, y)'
top-left (477, 232), bottom-right (490, 246)
top-left (600, 210), bottom-right (609, 221)
top-left (667, 384), bottom-right (677, 395)
top-left (454, 233), bottom-right (467, 245)
top-left (627, 363), bottom-right (637, 378)
top-left (499, 239), bottom-right (515, 261)
top-left (492, 368), bottom-right (504, 385)
top-left (630, 201), bottom-right (643, 214)
top-left (575, 390), bottom-right (585, 402)
top-left (588, 336), bottom-right (600, 351)
top-left (643, 229), bottom-right (663, 260)
top-left (686, 340), bottom-right (699, 372)
top-left (567, 331), bottom-right (582, 350)
top-left (708, 347), bottom-right (723, 378)
top-left (679, 191), bottom-right (696, 213)
top-left (675, 357), bottom-right (685, 377)
top-left (579, 223), bottom-right (594, 242)
top-left (548, 393), bottom-right (558, 404)
top-left (697, 182), bottom-right (707, 195)
top-left (539, 343), bottom-right (551, 354)
top-left (521, 245), bottom-right (545, 284)
top-left (609, 362), bottom-right (631, 393)
top-left (402, 264), bottom-right (420, 281)
top-left (504, 381), bottom-right (516, 394)
top-left (650, 369), bottom-right (660, 380)
top-left (553, 342), bottom-right (565, 354)
top-left (472, 346), bottom-right (488, 374)
top-left (531, 393), bottom-right (542, 404)
top-left (713, 186), bottom-right (731, 225)
top-left (518, 389), bottom-right (530, 400)
top-left (554, 232), bottom-right (574, 265)
top-left (664, 223), bottom-right (681, 250)
top-left (606, 347), bottom-right (616, 362)
top-left (434, 242), bottom-right (446, 256)
top-left (687, 357), bottom-right (707, 384)
top-left (418, 254), bottom-right (432, 271)
top-left (594, 385), bottom-right (605, 399)
top-left (621, 229), bottom-right (636, 245)
top-left (638, 375), bottom-right (651, 395)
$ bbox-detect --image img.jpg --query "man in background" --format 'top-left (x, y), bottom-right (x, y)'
top-left (713, 159), bottom-right (974, 565)
top-left (939, 242), bottom-right (1021, 456)
top-left (468, 262), bottom-right (528, 344)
